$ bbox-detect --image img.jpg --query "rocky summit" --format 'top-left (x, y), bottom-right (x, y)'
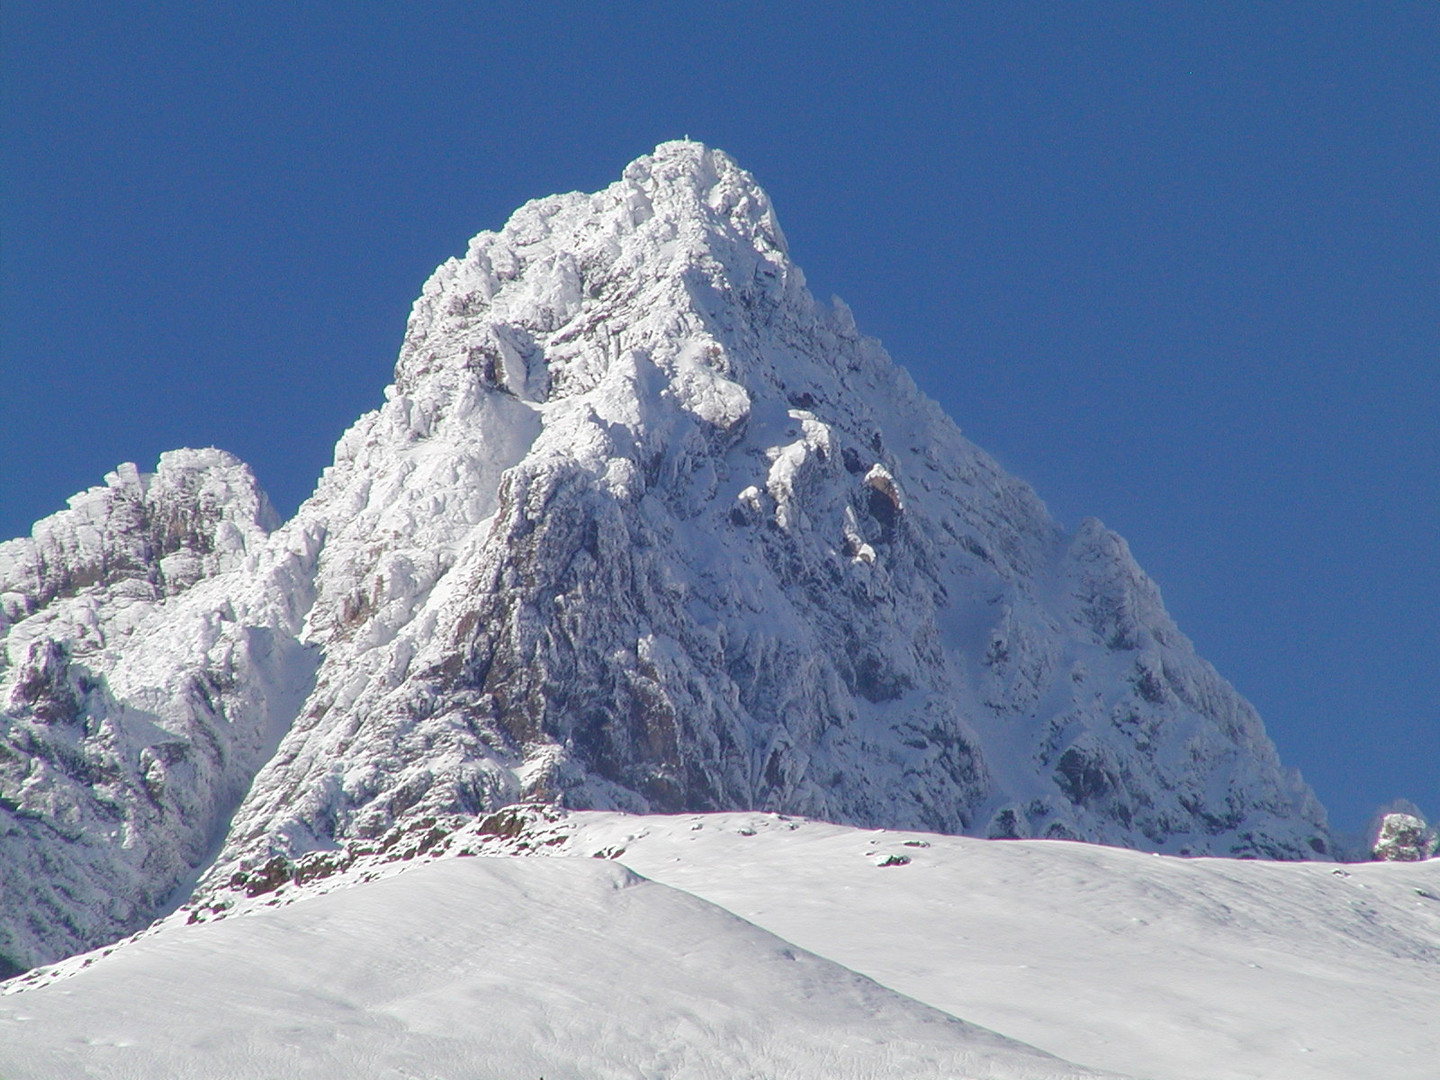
top-left (0, 142), bottom-right (1330, 974)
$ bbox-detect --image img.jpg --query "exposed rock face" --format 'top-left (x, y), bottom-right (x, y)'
top-left (1, 143), bottom-right (1331, 973)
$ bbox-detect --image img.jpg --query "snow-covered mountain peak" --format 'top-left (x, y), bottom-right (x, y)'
top-left (218, 143), bottom-right (1327, 880)
top-left (2, 145), bottom-right (1334, 976)
top-left (620, 138), bottom-right (789, 248)
top-left (393, 140), bottom-right (801, 405)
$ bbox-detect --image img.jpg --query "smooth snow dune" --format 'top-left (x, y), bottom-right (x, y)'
top-left (0, 857), bottom-right (1112, 1080)
top-left (567, 812), bottom-right (1440, 1080)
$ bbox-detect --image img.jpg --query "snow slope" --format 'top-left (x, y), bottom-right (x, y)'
top-left (3, 810), bottom-right (1434, 1080)
top-left (563, 812), bottom-right (1440, 1080)
top-left (0, 856), bottom-right (1113, 1080)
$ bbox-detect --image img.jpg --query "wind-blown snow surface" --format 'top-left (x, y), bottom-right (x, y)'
top-left (2, 812), bottom-right (1435, 1080)
top-left (0, 854), bottom-right (1112, 1080)
top-left (2, 141), bottom-right (1331, 972)
top-left (564, 813), bottom-right (1440, 1080)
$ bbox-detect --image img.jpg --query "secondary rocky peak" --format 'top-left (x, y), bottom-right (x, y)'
top-left (0, 448), bottom-right (277, 632)
top-left (0, 450), bottom-right (314, 975)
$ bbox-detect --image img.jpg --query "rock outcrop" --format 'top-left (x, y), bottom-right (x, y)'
top-left (1372, 811), bottom-right (1437, 862)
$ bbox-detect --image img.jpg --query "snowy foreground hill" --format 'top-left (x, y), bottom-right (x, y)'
top-left (1, 141), bottom-right (1335, 975)
top-left (3, 810), bottom-right (1437, 1080)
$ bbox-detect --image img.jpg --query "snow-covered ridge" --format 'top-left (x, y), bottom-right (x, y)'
top-left (2, 141), bottom-right (1332, 974)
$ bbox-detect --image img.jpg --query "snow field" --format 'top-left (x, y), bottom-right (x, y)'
top-left (0, 855), bottom-right (1110, 1080)
top-left (562, 812), bottom-right (1440, 1080)
top-left (3, 810), bottom-right (1436, 1079)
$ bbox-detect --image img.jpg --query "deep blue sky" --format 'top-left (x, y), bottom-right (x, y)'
top-left (3, 3), bottom-right (1436, 838)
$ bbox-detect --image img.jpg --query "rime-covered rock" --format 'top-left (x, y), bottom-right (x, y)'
top-left (2, 143), bottom-right (1332, 972)
top-left (1372, 812), bottom-right (1438, 862)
